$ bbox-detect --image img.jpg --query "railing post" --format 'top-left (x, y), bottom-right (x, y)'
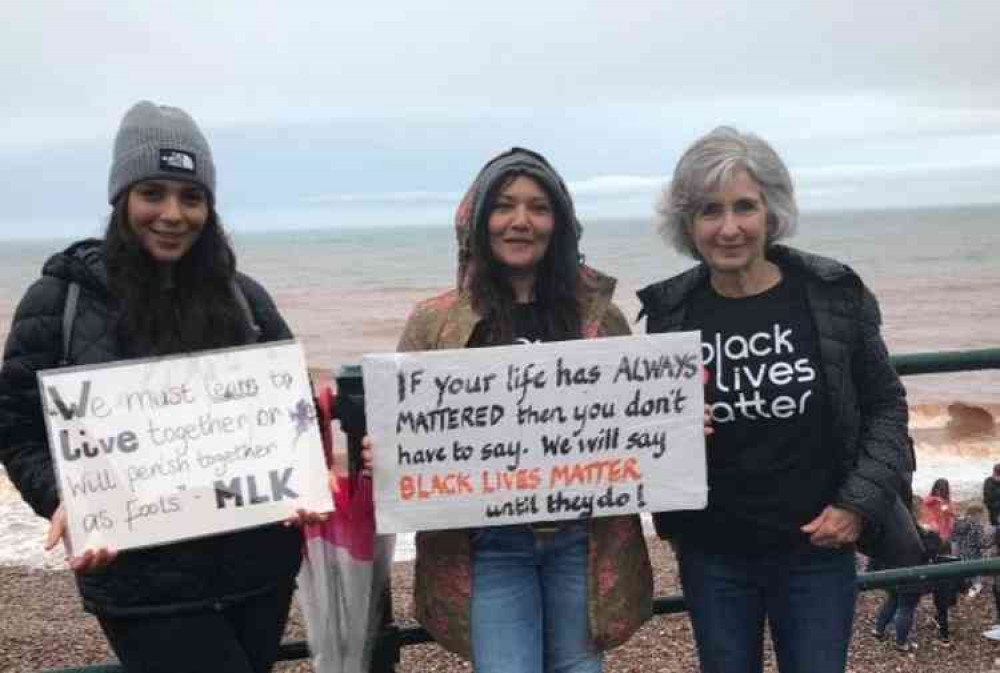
top-left (890, 347), bottom-right (1000, 375)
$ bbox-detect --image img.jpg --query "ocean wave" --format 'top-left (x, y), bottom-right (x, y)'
top-left (0, 496), bottom-right (64, 570)
top-left (910, 401), bottom-right (997, 437)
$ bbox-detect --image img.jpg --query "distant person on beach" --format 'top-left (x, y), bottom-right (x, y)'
top-left (991, 526), bottom-right (1000, 634)
top-left (363, 148), bottom-right (653, 672)
top-left (952, 503), bottom-right (988, 597)
top-left (637, 126), bottom-right (913, 673)
top-left (922, 478), bottom-right (956, 545)
top-left (872, 524), bottom-right (957, 650)
top-left (983, 464), bottom-right (1000, 525)
top-left (0, 101), bottom-right (308, 673)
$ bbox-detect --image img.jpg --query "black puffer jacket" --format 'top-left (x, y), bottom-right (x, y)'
top-left (637, 245), bottom-right (914, 538)
top-left (0, 239), bottom-right (301, 616)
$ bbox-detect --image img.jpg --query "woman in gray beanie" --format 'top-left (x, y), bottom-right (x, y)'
top-left (364, 148), bottom-right (653, 672)
top-left (0, 101), bottom-right (303, 672)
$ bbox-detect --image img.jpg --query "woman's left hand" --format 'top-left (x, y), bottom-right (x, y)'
top-left (284, 508), bottom-right (330, 527)
top-left (801, 505), bottom-right (862, 548)
top-left (282, 468), bottom-right (343, 526)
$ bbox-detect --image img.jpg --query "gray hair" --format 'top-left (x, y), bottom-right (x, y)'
top-left (655, 126), bottom-right (798, 259)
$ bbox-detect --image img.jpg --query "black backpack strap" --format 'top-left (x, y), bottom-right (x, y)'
top-left (60, 281), bottom-right (80, 365)
top-left (230, 278), bottom-right (262, 343)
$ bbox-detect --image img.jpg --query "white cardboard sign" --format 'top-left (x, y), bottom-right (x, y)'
top-left (39, 340), bottom-right (333, 553)
top-left (363, 332), bottom-right (707, 534)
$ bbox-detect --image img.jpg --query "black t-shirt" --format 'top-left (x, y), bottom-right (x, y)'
top-left (467, 303), bottom-right (558, 531)
top-left (678, 270), bottom-right (835, 553)
top-left (468, 303), bottom-right (550, 348)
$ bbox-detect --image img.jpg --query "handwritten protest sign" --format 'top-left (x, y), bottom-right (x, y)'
top-left (363, 332), bottom-right (706, 534)
top-left (38, 340), bottom-right (333, 553)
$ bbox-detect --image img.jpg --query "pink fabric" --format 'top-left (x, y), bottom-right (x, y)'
top-left (302, 476), bottom-right (376, 561)
top-left (300, 383), bottom-right (376, 561)
top-left (921, 495), bottom-right (956, 542)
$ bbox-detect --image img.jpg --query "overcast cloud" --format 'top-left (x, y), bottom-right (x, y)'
top-left (2, 1), bottom-right (998, 238)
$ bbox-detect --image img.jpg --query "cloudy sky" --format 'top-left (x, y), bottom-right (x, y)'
top-left (2, 1), bottom-right (999, 239)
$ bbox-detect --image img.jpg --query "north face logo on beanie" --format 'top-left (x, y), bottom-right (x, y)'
top-left (159, 149), bottom-right (196, 173)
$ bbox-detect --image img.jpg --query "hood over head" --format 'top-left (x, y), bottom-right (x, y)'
top-left (454, 147), bottom-right (581, 289)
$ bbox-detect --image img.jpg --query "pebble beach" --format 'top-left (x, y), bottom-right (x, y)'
top-left (4, 538), bottom-right (1000, 673)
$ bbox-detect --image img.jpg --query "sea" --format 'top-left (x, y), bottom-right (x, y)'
top-left (1, 204), bottom-right (998, 568)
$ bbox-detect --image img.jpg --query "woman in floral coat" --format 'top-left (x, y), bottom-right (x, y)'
top-left (370, 148), bottom-right (652, 672)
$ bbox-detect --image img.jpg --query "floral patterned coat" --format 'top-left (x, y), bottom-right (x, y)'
top-left (397, 264), bottom-right (654, 660)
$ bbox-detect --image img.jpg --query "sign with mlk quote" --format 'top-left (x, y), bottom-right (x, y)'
top-left (38, 341), bottom-right (333, 553)
top-left (362, 333), bottom-right (706, 534)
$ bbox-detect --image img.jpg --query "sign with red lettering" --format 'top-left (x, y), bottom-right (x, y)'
top-left (362, 333), bottom-right (706, 534)
top-left (38, 341), bottom-right (333, 553)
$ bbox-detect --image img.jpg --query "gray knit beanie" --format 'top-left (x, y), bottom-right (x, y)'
top-left (107, 101), bottom-right (216, 204)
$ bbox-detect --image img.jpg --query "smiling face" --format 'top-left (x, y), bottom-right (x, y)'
top-left (487, 175), bottom-right (555, 277)
top-left (690, 169), bottom-right (770, 276)
top-left (126, 179), bottom-right (209, 265)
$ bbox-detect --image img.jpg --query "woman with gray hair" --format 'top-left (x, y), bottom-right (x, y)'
top-left (637, 126), bottom-right (912, 673)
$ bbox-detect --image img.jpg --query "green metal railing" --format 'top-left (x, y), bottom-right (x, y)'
top-left (892, 347), bottom-right (1000, 376)
top-left (39, 347), bottom-right (1000, 673)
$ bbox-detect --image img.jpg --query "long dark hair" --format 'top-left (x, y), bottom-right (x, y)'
top-left (930, 478), bottom-right (951, 501)
top-left (102, 193), bottom-right (248, 356)
top-left (468, 173), bottom-right (581, 344)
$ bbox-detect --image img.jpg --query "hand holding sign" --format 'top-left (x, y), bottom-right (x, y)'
top-left (361, 436), bottom-right (374, 477)
top-left (284, 507), bottom-right (331, 527)
top-left (45, 503), bottom-right (118, 572)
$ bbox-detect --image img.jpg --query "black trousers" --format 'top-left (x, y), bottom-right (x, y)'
top-left (931, 586), bottom-right (952, 638)
top-left (97, 581), bottom-right (295, 673)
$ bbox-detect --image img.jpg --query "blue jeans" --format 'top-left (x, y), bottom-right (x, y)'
top-left (677, 542), bottom-right (857, 673)
top-left (875, 587), bottom-right (951, 643)
top-left (471, 522), bottom-right (602, 673)
top-left (873, 590), bottom-right (920, 645)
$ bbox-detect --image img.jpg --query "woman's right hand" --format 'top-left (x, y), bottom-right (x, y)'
top-left (361, 435), bottom-right (374, 477)
top-left (46, 503), bottom-right (117, 573)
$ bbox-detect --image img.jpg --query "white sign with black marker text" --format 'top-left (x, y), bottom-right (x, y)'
top-left (363, 332), bottom-right (706, 534)
top-left (39, 340), bottom-right (333, 553)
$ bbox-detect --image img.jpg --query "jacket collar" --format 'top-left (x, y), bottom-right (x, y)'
top-left (637, 244), bottom-right (857, 316)
top-left (440, 264), bottom-right (618, 349)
